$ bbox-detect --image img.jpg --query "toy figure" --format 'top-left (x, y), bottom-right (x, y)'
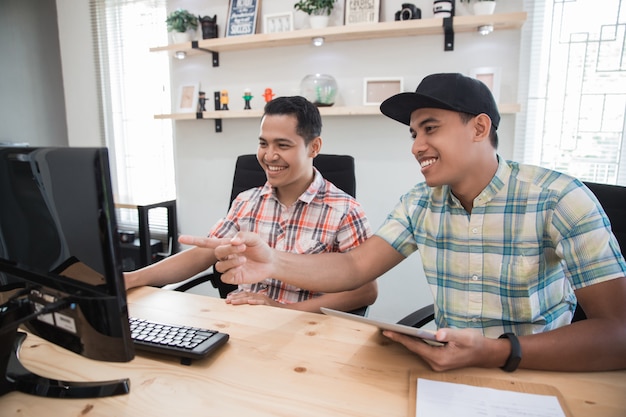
top-left (243, 88), bottom-right (253, 110)
top-left (220, 90), bottom-right (229, 110)
top-left (197, 91), bottom-right (206, 112)
top-left (263, 88), bottom-right (275, 103)
top-left (199, 15), bottom-right (218, 39)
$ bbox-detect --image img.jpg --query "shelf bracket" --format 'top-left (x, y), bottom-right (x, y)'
top-left (191, 41), bottom-right (219, 67)
top-left (443, 17), bottom-right (454, 51)
top-left (213, 91), bottom-right (223, 133)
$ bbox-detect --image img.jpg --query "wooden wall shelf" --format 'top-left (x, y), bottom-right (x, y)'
top-left (150, 12), bottom-right (527, 56)
top-left (154, 103), bottom-right (521, 121)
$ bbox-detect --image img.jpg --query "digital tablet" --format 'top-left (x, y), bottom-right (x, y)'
top-left (320, 307), bottom-right (444, 346)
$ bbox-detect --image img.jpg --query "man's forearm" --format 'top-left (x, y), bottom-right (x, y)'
top-left (520, 318), bottom-right (626, 371)
top-left (273, 251), bottom-right (363, 292)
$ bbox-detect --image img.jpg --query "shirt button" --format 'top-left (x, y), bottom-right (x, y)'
top-left (472, 275), bottom-right (479, 281)
top-left (471, 318), bottom-right (478, 323)
top-left (472, 228), bottom-right (478, 234)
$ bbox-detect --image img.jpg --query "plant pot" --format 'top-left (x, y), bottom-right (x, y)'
top-left (171, 31), bottom-right (192, 44)
top-left (309, 15), bottom-right (329, 29)
top-left (473, 1), bottom-right (496, 15)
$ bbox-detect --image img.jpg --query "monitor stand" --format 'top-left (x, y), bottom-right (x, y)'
top-left (0, 300), bottom-right (130, 398)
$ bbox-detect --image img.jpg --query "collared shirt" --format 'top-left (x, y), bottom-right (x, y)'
top-left (210, 168), bottom-right (372, 304)
top-left (376, 157), bottom-right (626, 337)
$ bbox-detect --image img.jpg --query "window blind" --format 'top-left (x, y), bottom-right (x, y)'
top-left (90, 0), bottom-right (175, 244)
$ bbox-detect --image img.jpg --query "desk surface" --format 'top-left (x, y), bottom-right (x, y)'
top-left (1, 287), bottom-right (625, 416)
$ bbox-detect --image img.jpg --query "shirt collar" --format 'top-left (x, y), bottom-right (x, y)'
top-left (446, 155), bottom-right (509, 207)
top-left (259, 167), bottom-right (323, 205)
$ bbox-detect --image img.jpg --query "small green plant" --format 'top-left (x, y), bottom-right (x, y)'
top-left (166, 9), bottom-right (198, 33)
top-left (294, 0), bottom-right (336, 16)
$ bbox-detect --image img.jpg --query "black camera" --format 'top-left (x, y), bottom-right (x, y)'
top-left (395, 3), bottom-right (421, 21)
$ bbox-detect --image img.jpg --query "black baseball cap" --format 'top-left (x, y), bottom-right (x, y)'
top-left (380, 73), bottom-right (500, 129)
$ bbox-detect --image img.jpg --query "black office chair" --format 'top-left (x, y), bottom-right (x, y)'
top-left (397, 181), bottom-right (626, 328)
top-left (174, 154), bottom-right (369, 316)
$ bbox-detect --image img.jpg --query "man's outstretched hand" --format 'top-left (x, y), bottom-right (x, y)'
top-left (178, 232), bottom-right (274, 286)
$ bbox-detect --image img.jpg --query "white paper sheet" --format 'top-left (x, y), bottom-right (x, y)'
top-left (415, 378), bottom-right (567, 417)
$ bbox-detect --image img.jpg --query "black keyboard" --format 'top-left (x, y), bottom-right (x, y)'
top-left (129, 317), bottom-right (229, 364)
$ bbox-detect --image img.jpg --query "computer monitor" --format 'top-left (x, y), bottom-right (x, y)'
top-left (0, 146), bottom-right (134, 398)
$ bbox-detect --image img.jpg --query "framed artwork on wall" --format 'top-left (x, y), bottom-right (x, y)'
top-left (226, 0), bottom-right (261, 37)
top-left (469, 67), bottom-right (501, 102)
top-left (345, 0), bottom-right (380, 25)
top-left (177, 83), bottom-right (199, 113)
top-left (363, 77), bottom-right (403, 105)
top-left (264, 12), bottom-right (293, 34)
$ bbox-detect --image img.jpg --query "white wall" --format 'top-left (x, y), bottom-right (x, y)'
top-left (57, 0), bottom-right (525, 323)
top-left (0, 0), bottom-right (68, 147)
top-left (56, 0), bottom-right (102, 147)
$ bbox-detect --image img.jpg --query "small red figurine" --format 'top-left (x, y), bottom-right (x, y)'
top-left (263, 88), bottom-right (275, 103)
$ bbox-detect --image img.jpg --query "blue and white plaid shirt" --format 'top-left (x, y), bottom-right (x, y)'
top-left (377, 157), bottom-right (626, 338)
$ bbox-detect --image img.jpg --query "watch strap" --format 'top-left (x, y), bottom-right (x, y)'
top-left (498, 332), bottom-right (522, 372)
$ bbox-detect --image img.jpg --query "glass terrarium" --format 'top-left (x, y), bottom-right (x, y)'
top-left (300, 74), bottom-right (338, 107)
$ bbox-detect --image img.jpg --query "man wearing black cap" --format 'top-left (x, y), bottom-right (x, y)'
top-left (188, 73), bottom-right (626, 372)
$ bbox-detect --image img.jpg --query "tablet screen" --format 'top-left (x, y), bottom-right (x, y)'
top-left (321, 307), bottom-right (444, 346)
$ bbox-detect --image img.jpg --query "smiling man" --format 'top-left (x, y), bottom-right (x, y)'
top-left (197, 73), bottom-right (626, 372)
top-left (125, 96), bottom-right (376, 313)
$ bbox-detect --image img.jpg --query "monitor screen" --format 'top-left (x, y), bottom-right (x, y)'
top-left (0, 146), bottom-right (134, 397)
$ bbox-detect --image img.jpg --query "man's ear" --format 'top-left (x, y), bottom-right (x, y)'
top-left (309, 136), bottom-right (322, 157)
top-left (473, 113), bottom-right (492, 142)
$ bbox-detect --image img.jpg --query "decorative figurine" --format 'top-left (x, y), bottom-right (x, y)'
top-left (220, 90), bottom-right (229, 110)
top-left (199, 15), bottom-right (218, 39)
top-left (197, 91), bottom-right (206, 112)
top-left (263, 88), bottom-right (275, 103)
top-left (242, 88), bottom-right (253, 110)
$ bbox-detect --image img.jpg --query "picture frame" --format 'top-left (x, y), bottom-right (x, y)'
top-left (363, 77), bottom-right (403, 105)
top-left (226, 0), bottom-right (261, 37)
top-left (469, 67), bottom-right (501, 102)
top-left (345, 0), bottom-right (380, 25)
top-left (177, 83), bottom-right (199, 113)
top-left (264, 12), bottom-right (293, 34)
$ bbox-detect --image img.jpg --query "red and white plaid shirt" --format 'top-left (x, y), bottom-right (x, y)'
top-left (209, 168), bottom-right (371, 303)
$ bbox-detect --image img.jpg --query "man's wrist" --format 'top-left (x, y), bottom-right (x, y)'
top-left (498, 333), bottom-right (522, 372)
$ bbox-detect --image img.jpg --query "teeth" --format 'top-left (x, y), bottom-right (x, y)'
top-left (268, 165), bottom-right (285, 171)
top-left (420, 158), bottom-right (436, 168)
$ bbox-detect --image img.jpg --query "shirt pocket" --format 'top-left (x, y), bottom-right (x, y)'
top-left (501, 256), bottom-right (541, 321)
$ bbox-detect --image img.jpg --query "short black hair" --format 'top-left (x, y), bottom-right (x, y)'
top-left (263, 96), bottom-right (322, 145)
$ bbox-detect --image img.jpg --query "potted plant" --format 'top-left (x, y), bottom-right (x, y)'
top-left (294, 0), bottom-right (336, 29)
top-left (166, 9), bottom-right (199, 43)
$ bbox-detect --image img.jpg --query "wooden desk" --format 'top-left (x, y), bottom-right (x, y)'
top-left (1, 287), bottom-right (625, 416)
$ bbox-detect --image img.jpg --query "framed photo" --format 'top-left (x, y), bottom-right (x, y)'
top-left (177, 83), bottom-right (199, 113)
top-left (264, 12), bottom-right (293, 34)
top-left (363, 77), bottom-right (403, 105)
top-left (469, 67), bottom-right (501, 102)
top-left (345, 0), bottom-right (380, 25)
top-left (226, 0), bottom-right (261, 37)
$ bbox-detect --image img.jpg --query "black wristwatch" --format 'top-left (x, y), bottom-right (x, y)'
top-left (498, 332), bottom-right (522, 372)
